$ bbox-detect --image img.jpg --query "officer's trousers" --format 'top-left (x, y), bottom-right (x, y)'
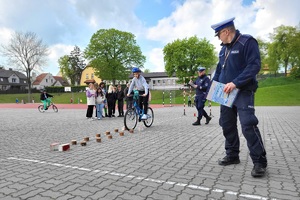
top-left (219, 90), bottom-right (267, 167)
top-left (195, 95), bottom-right (209, 120)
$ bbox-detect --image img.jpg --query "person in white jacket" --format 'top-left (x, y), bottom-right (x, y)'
top-left (86, 83), bottom-right (96, 119)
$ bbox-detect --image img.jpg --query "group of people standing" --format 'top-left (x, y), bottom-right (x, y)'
top-left (84, 15), bottom-right (267, 178)
top-left (85, 82), bottom-right (132, 120)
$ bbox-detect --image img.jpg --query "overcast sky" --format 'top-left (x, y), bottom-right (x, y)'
top-left (0, 0), bottom-right (299, 75)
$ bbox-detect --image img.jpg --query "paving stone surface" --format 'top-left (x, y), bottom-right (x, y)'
top-left (0, 106), bottom-right (300, 200)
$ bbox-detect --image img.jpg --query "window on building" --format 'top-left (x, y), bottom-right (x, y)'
top-left (12, 78), bottom-right (16, 83)
top-left (86, 74), bottom-right (89, 79)
top-left (153, 80), bottom-right (156, 85)
top-left (91, 73), bottom-right (94, 79)
top-left (46, 79), bottom-right (48, 83)
top-left (0, 78), bottom-right (3, 81)
top-left (51, 79), bottom-right (53, 83)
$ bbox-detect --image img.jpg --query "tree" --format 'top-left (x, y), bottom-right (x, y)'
top-left (59, 46), bottom-right (85, 85)
top-left (143, 69), bottom-right (151, 73)
top-left (268, 25), bottom-right (300, 76)
top-left (1, 31), bottom-right (48, 101)
top-left (163, 36), bottom-right (217, 83)
top-left (257, 38), bottom-right (270, 74)
top-left (84, 28), bottom-right (146, 85)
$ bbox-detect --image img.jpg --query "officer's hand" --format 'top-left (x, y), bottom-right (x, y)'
top-left (193, 85), bottom-right (197, 89)
top-left (224, 82), bottom-right (236, 93)
top-left (142, 94), bottom-right (146, 97)
top-left (189, 80), bottom-right (193, 84)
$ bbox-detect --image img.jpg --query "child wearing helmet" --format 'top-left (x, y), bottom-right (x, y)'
top-left (127, 67), bottom-right (149, 120)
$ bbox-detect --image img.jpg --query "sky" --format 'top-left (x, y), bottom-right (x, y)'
top-left (0, 0), bottom-right (299, 75)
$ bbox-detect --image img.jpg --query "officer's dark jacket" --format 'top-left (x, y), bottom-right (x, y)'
top-left (213, 30), bottom-right (260, 91)
top-left (193, 74), bottom-right (210, 96)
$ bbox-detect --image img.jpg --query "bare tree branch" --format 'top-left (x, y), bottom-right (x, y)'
top-left (1, 31), bottom-right (49, 101)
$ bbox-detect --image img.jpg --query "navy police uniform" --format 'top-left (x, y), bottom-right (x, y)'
top-left (211, 18), bottom-right (267, 169)
top-left (191, 67), bottom-right (211, 125)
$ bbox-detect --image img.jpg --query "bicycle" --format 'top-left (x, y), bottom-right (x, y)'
top-left (38, 98), bottom-right (58, 113)
top-left (124, 90), bottom-right (154, 130)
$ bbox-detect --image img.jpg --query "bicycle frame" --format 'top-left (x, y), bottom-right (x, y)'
top-left (132, 98), bottom-right (144, 121)
top-left (38, 98), bottom-right (58, 113)
top-left (124, 90), bottom-right (154, 130)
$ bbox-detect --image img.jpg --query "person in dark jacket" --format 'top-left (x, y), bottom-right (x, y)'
top-left (116, 85), bottom-right (125, 117)
top-left (106, 85), bottom-right (117, 118)
top-left (211, 17), bottom-right (267, 177)
top-left (40, 89), bottom-right (53, 110)
top-left (124, 83), bottom-right (133, 110)
top-left (189, 66), bottom-right (211, 125)
top-left (112, 86), bottom-right (117, 117)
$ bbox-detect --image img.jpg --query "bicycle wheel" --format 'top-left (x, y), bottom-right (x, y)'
top-left (143, 107), bottom-right (154, 127)
top-left (38, 105), bottom-right (44, 113)
top-left (52, 105), bottom-right (58, 112)
top-left (124, 109), bottom-right (138, 130)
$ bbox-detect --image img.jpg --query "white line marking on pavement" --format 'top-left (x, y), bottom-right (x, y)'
top-left (6, 157), bottom-right (276, 200)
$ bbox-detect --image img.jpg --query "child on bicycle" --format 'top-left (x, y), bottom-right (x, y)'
top-left (127, 67), bottom-right (149, 120)
top-left (40, 89), bottom-right (53, 110)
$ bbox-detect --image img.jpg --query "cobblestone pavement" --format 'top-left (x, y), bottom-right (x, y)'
top-left (0, 106), bottom-right (299, 200)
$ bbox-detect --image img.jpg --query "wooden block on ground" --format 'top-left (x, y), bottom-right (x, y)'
top-left (119, 131), bottom-right (124, 136)
top-left (80, 141), bottom-right (87, 146)
top-left (84, 137), bottom-right (89, 142)
top-left (107, 135), bottom-right (112, 139)
top-left (71, 140), bottom-right (77, 145)
top-left (96, 133), bottom-right (101, 137)
top-left (58, 143), bottom-right (70, 151)
top-left (114, 128), bottom-right (118, 133)
top-left (96, 137), bottom-right (101, 142)
top-left (50, 143), bottom-right (60, 151)
top-left (105, 131), bottom-right (110, 135)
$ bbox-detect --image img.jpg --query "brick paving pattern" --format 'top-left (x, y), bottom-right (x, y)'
top-left (0, 106), bottom-right (299, 200)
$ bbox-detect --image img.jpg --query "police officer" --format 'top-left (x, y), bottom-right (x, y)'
top-left (211, 17), bottom-right (267, 177)
top-left (189, 66), bottom-right (212, 126)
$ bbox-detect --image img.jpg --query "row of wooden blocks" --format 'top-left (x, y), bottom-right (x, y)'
top-left (50, 128), bottom-right (134, 151)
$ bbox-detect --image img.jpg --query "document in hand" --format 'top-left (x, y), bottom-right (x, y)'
top-left (206, 80), bottom-right (239, 107)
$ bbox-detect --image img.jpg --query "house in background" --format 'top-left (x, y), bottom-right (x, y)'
top-left (80, 66), bottom-right (102, 85)
top-left (0, 68), bottom-right (28, 91)
top-left (32, 73), bottom-right (69, 90)
top-left (80, 66), bottom-right (181, 89)
top-left (128, 72), bottom-right (183, 90)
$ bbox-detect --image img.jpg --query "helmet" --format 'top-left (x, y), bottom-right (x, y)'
top-left (132, 67), bottom-right (141, 73)
top-left (197, 66), bottom-right (206, 72)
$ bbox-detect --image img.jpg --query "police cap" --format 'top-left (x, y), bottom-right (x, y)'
top-left (211, 17), bottom-right (235, 36)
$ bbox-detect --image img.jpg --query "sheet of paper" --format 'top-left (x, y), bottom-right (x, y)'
top-left (206, 80), bottom-right (239, 107)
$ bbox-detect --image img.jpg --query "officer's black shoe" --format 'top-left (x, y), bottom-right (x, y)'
top-left (205, 116), bottom-right (212, 124)
top-left (192, 120), bottom-right (201, 126)
top-left (251, 164), bottom-right (266, 178)
top-left (218, 156), bottom-right (240, 166)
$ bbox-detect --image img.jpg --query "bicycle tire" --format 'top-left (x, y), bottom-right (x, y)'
top-left (124, 109), bottom-right (138, 130)
top-left (52, 105), bottom-right (58, 112)
top-left (38, 105), bottom-right (44, 113)
top-left (143, 107), bottom-right (154, 127)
